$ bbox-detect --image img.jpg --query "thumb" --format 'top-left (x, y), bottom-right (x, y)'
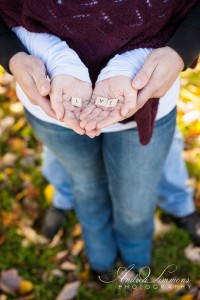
top-left (132, 56), bottom-right (157, 90)
top-left (32, 69), bottom-right (51, 97)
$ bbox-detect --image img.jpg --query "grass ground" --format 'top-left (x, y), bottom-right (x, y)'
top-left (0, 65), bottom-right (200, 300)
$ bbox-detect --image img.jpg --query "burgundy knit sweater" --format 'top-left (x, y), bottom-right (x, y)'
top-left (0, 0), bottom-right (198, 144)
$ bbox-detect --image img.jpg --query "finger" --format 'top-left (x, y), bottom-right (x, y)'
top-left (64, 110), bottom-right (85, 135)
top-left (80, 103), bottom-right (96, 121)
top-left (86, 129), bottom-right (101, 138)
top-left (85, 110), bottom-right (110, 131)
top-left (50, 87), bottom-right (65, 121)
top-left (32, 69), bottom-right (51, 96)
top-left (23, 74), bottom-right (56, 119)
top-left (132, 54), bottom-right (157, 90)
top-left (121, 88), bottom-right (137, 117)
top-left (80, 107), bottom-right (101, 129)
top-left (83, 108), bottom-right (103, 131)
top-left (136, 74), bottom-right (161, 109)
top-left (95, 110), bottom-right (122, 129)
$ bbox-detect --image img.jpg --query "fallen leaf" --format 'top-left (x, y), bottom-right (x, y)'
top-left (11, 117), bottom-right (26, 132)
top-left (48, 229), bottom-right (63, 248)
top-left (128, 288), bottom-right (146, 300)
top-left (44, 184), bottom-right (54, 205)
top-left (184, 244), bottom-right (200, 264)
top-left (0, 116), bottom-right (15, 130)
top-left (154, 216), bottom-right (171, 239)
top-left (18, 280), bottom-right (33, 294)
top-left (71, 240), bottom-right (84, 256)
top-left (60, 261), bottom-right (77, 271)
top-left (18, 224), bottom-right (48, 245)
top-left (180, 295), bottom-right (194, 300)
top-left (2, 153), bottom-right (17, 167)
top-left (72, 224), bottom-right (82, 237)
top-left (9, 102), bottom-right (23, 114)
top-left (56, 281), bottom-right (80, 300)
top-left (53, 250), bottom-right (69, 262)
top-left (0, 269), bottom-right (22, 295)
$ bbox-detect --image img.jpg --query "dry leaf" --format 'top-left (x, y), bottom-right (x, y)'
top-left (71, 240), bottom-right (84, 256)
top-left (0, 269), bottom-right (22, 295)
top-left (44, 184), bottom-right (55, 205)
top-left (72, 224), bottom-right (82, 237)
top-left (128, 288), bottom-right (146, 300)
top-left (53, 250), bottom-right (69, 262)
top-left (60, 261), bottom-right (77, 272)
top-left (18, 224), bottom-right (48, 245)
top-left (18, 280), bottom-right (33, 294)
top-left (154, 216), bottom-right (171, 239)
top-left (2, 153), bottom-right (17, 167)
top-left (0, 116), bottom-right (15, 130)
top-left (56, 281), bottom-right (80, 300)
top-left (48, 229), bottom-right (64, 248)
top-left (180, 295), bottom-right (194, 300)
top-left (184, 244), bottom-right (200, 264)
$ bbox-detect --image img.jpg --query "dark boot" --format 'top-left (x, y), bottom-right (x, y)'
top-left (168, 212), bottom-right (200, 246)
top-left (42, 206), bottom-right (67, 239)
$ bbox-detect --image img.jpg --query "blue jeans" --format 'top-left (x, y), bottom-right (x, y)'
top-left (26, 108), bottom-right (176, 271)
top-left (43, 127), bottom-right (195, 218)
top-left (157, 127), bottom-right (195, 217)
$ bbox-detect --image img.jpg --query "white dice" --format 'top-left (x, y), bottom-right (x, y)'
top-left (95, 97), bottom-right (118, 108)
top-left (95, 97), bottom-right (108, 107)
top-left (71, 97), bottom-right (82, 107)
top-left (106, 98), bottom-right (118, 108)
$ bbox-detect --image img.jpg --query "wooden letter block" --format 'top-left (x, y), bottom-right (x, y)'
top-left (106, 98), bottom-right (118, 108)
top-left (95, 97), bottom-right (108, 107)
top-left (71, 97), bottom-right (83, 107)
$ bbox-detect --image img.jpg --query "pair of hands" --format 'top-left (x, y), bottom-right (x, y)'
top-left (50, 75), bottom-right (137, 137)
top-left (9, 47), bottom-right (184, 137)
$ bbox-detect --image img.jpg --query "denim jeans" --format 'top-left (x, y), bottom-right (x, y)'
top-left (157, 127), bottom-right (195, 217)
top-left (43, 127), bottom-right (195, 217)
top-left (25, 108), bottom-right (176, 271)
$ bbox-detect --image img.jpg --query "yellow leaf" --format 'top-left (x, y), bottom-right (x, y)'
top-left (44, 184), bottom-right (55, 205)
top-left (11, 117), bottom-right (26, 132)
top-left (180, 295), bottom-right (194, 300)
top-left (18, 280), bottom-right (33, 294)
top-left (180, 89), bottom-right (200, 104)
top-left (71, 240), bottom-right (84, 256)
top-left (72, 224), bottom-right (82, 237)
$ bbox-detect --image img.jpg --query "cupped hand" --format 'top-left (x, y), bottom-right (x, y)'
top-left (79, 76), bottom-right (137, 134)
top-left (9, 52), bottom-right (55, 118)
top-left (132, 47), bottom-right (184, 109)
top-left (50, 75), bottom-right (94, 135)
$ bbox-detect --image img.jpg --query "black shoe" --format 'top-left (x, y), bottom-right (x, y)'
top-left (169, 212), bottom-right (200, 246)
top-left (90, 269), bottom-right (113, 287)
top-left (42, 206), bottom-right (67, 239)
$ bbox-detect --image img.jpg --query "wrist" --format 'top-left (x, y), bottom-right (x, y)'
top-left (9, 52), bottom-right (29, 74)
top-left (165, 46), bottom-right (184, 71)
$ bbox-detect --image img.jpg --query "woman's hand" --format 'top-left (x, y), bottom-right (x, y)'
top-left (132, 47), bottom-right (184, 109)
top-left (50, 75), bottom-right (93, 135)
top-left (9, 52), bottom-right (55, 118)
top-left (80, 76), bottom-right (137, 136)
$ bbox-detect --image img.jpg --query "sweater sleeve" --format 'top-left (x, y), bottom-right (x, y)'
top-left (0, 16), bottom-right (29, 73)
top-left (13, 26), bottom-right (92, 84)
top-left (166, 0), bottom-right (200, 68)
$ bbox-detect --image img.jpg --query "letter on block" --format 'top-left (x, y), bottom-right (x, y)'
top-left (95, 97), bottom-right (108, 106)
top-left (106, 99), bottom-right (118, 108)
top-left (71, 97), bottom-right (82, 107)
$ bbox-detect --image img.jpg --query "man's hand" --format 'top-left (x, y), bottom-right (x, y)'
top-left (132, 47), bottom-right (184, 109)
top-left (9, 52), bottom-right (55, 118)
top-left (80, 76), bottom-right (137, 136)
top-left (50, 75), bottom-right (93, 135)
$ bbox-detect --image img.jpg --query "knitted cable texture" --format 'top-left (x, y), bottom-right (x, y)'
top-left (0, 0), bottom-right (198, 144)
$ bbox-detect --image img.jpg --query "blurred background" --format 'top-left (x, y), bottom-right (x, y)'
top-left (0, 64), bottom-right (200, 300)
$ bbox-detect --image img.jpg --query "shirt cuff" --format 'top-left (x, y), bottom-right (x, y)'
top-left (97, 48), bottom-right (153, 82)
